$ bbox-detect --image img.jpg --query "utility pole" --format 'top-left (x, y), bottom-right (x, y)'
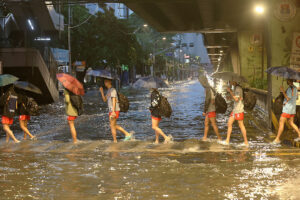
top-left (68, 5), bottom-right (72, 74)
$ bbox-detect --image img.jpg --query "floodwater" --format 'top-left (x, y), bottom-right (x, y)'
top-left (0, 80), bottom-right (300, 200)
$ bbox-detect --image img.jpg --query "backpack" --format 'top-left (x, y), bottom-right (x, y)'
top-left (25, 97), bottom-right (39, 116)
top-left (70, 94), bottom-right (84, 116)
top-left (158, 95), bottom-right (172, 118)
top-left (243, 89), bottom-right (257, 111)
top-left (117, 92), bottom-right (129, 112)
top-left (211, 88), bottom-right (227, 114)
top-left (273, 92), bottom-right (284, 115)
top-left (6, 91), bottom-right (18, 118)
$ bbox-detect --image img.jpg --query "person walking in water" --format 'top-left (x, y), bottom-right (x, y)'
top-left (199, 76), bottom-right (221, 141)
top-left (64, 89), bottom-right (80, 144)
top-left (274, 79), bottom-right (300, 143)
top-left (17, 92), bottom-right (36, 140)
top-left (0, 85), bottom-right (20, 143)
top-left (222, 81), bottom-right (248, 146)
top-left (149, 88), bottom-right (172, 144)
top-left (99, 78), bottom-right (132, 143)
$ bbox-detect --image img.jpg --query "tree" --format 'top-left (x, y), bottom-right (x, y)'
top-left (61, 5), bottom-right (142, 83)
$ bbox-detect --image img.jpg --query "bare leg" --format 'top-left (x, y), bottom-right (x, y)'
top-left (274, 117), bottom-right (287, 142)
top-left (226, 116), bottom-right (235, 144)
top-left (288, 117), bottom-right (300, 137)
top-left (151, 118), bottom-right (168, 142)
top-left (20, 120), bottom-right (34, 139)
top-left (68, 120), bottom-right (78, 144)
top-left (202, 116), bottom-right (209, 141)
top-left (3, 124), bottom-right (20, 143)
top-left (155, 131), bottom-right (159, 144)
top-left (115, 125), bottom-right (130, 137)
top-left (109, 118), bottom-right (118, 143)
top-left (210, 117), bottom-right (221, 140)
top-left (238, 120), bottom-right (248, 145)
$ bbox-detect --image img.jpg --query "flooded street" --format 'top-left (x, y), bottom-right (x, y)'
top-left (1, 80), bottom-right (300, 199)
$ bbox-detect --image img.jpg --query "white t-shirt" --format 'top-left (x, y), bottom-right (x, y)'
top-left (233, 86), bottom-right (244, 114)
top-left (293, 82), bottom-right (300, 106)
top-left (106, 88), bottom-right (120, 112)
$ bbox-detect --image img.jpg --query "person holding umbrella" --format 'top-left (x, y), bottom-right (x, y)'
top-left (14, 81), bottom-right (42, 141)
top-left (57, 73), bottom-right (84, 144)
top-left (99, 76), bottom-right (133, 143)
top-left (198, 75), bottom-right (221, 141)
top-left (212, 72), bottom-right (248, 146)
top-left (273, 79), bottom-right (300, 143)
top-left (0, 84), bottom-right (20, 143)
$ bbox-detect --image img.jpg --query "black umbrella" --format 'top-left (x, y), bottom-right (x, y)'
top-left (266, 66), bottom-right (300, 80)
top-left (14, 81), bottom-right (42, 94)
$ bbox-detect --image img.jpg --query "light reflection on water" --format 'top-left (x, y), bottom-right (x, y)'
top-left (0, 80), bottom-right (300, 199)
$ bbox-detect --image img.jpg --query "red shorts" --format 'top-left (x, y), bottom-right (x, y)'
top-left (67, 116), bottom-right (77, 121)
top-left (281, 113), bottom-right (295, 118)
top-left (19, 115), bottom-right (31, 121)
top-left (109, 111), bottom-right (120, 119)
top-left (230, 112), bottom-right (244, 120)
top-left (207, 111), bottom-right (216, 118)
top-left (2, 116), bottom-right (13, 125)
top-left (151, 116), bottom-right (162, 121)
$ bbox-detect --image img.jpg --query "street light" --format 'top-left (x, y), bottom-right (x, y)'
top-left (254, 5), bottom-right (265, 14)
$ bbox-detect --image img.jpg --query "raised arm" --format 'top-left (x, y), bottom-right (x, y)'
top-left (99, 87), bottom-right (107, 102)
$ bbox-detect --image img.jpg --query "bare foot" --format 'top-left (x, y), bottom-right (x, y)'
top-left (201, 137), bottom-right (207, 141)
top-left (15, 140), bottom-right (20, 143)
top-left (30, 136), bottom-right (37, 141)
top-left (154, 140), bottom-right (159, 144)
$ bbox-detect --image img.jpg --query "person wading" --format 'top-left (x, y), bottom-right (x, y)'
top-left (64, 89), bottom-right (81, 144)
top-left (221, 81), bottom-right (248, 147)
top-left (0, 85), bottom-right (20, 143)
top-left (17, 92), bottom-right (36, 140)
top-left (99, 78), bottom-right (133, 143)
top-left (199, 76), bottom-right (222, 141)
top-left (274, 79), bottom-right (300, 143)
top-left (149, 88), bottom-right (172, 144)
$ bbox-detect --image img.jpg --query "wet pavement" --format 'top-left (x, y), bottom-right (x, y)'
top-left (0, 80), bottom-right (300, 199)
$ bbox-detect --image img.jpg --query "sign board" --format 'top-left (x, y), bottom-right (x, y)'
top-left (51, 48), bottom-right (69, 64)
top-left (165, 52), bottom-right (173, 57)
top-left (290, 32), bottom-right (300, 70)
top-left (73, 61), bottom-right (86, 72)
top-left (274, 0), bottom-right (296, 22)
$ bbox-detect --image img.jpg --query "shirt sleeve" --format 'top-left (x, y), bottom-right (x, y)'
top-left (110, 89), bottom-right (117, 98)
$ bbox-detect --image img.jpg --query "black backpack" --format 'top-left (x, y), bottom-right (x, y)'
top-left (158, 95), bottom-right (172, 118)
top-left (117, 92), bottom-right (129, 112)
top-left (211, 88), bottom-right (227, 114)
top-left (26, 97), bottom-right (39, 116)
top-left (243, 89), bottom-right (257, 111)
top-left (273, 92), bottom-right (284, 115)
top-left (70, 94), bottom-right (84, 116)
top-left (6, 90), bottom-right (18, 118)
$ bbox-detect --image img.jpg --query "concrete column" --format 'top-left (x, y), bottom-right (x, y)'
top-left (0, 61), bottom-right (2, 74)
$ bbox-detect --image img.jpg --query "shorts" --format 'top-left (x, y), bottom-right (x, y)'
top-left (109, 111), bottom-right (120, 119)
top-left (281, 113), bottom-right (295, 118)
top-left (19, 115), bottom-right (31, 121)
top-left (230, 112), bottom-right (244, 120)
top-left (2, 116), bottom-right (13, 125)
top-left (151, 116), bottom-right (162, 121)
top-left (207, 111), bottom-right (216, 118)
top-left (67, 116), bottom-right (77, 121)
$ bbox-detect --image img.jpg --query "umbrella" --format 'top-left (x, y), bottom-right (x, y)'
top-left (0, 74), bottom-right (19, 87)
top-left (266, 66), bottom-right (300, 80)
top-left (86, 69), bottom-right (119, 80)
top-left (56, 73), bottom-right (85, 96)
top-left (14, 81), bottom-right (42, 94)
top-left (211, 72), bottom-right (248, 83)
top-left (132, 76), bottom-right (168, 89)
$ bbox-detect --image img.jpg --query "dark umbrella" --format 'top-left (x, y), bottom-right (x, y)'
top-left (211, 72), bottom-right (248, 83)
top-left (14, 81), bottom-right (42, 94)
top-left (266, 66), bottom-right (300, 80)
top-left (0, 74), bottom-right (19, 87)
top-left (86, 69), bottom-right (119, 80)
top-left (56, 73), bottom-right (85, 96)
